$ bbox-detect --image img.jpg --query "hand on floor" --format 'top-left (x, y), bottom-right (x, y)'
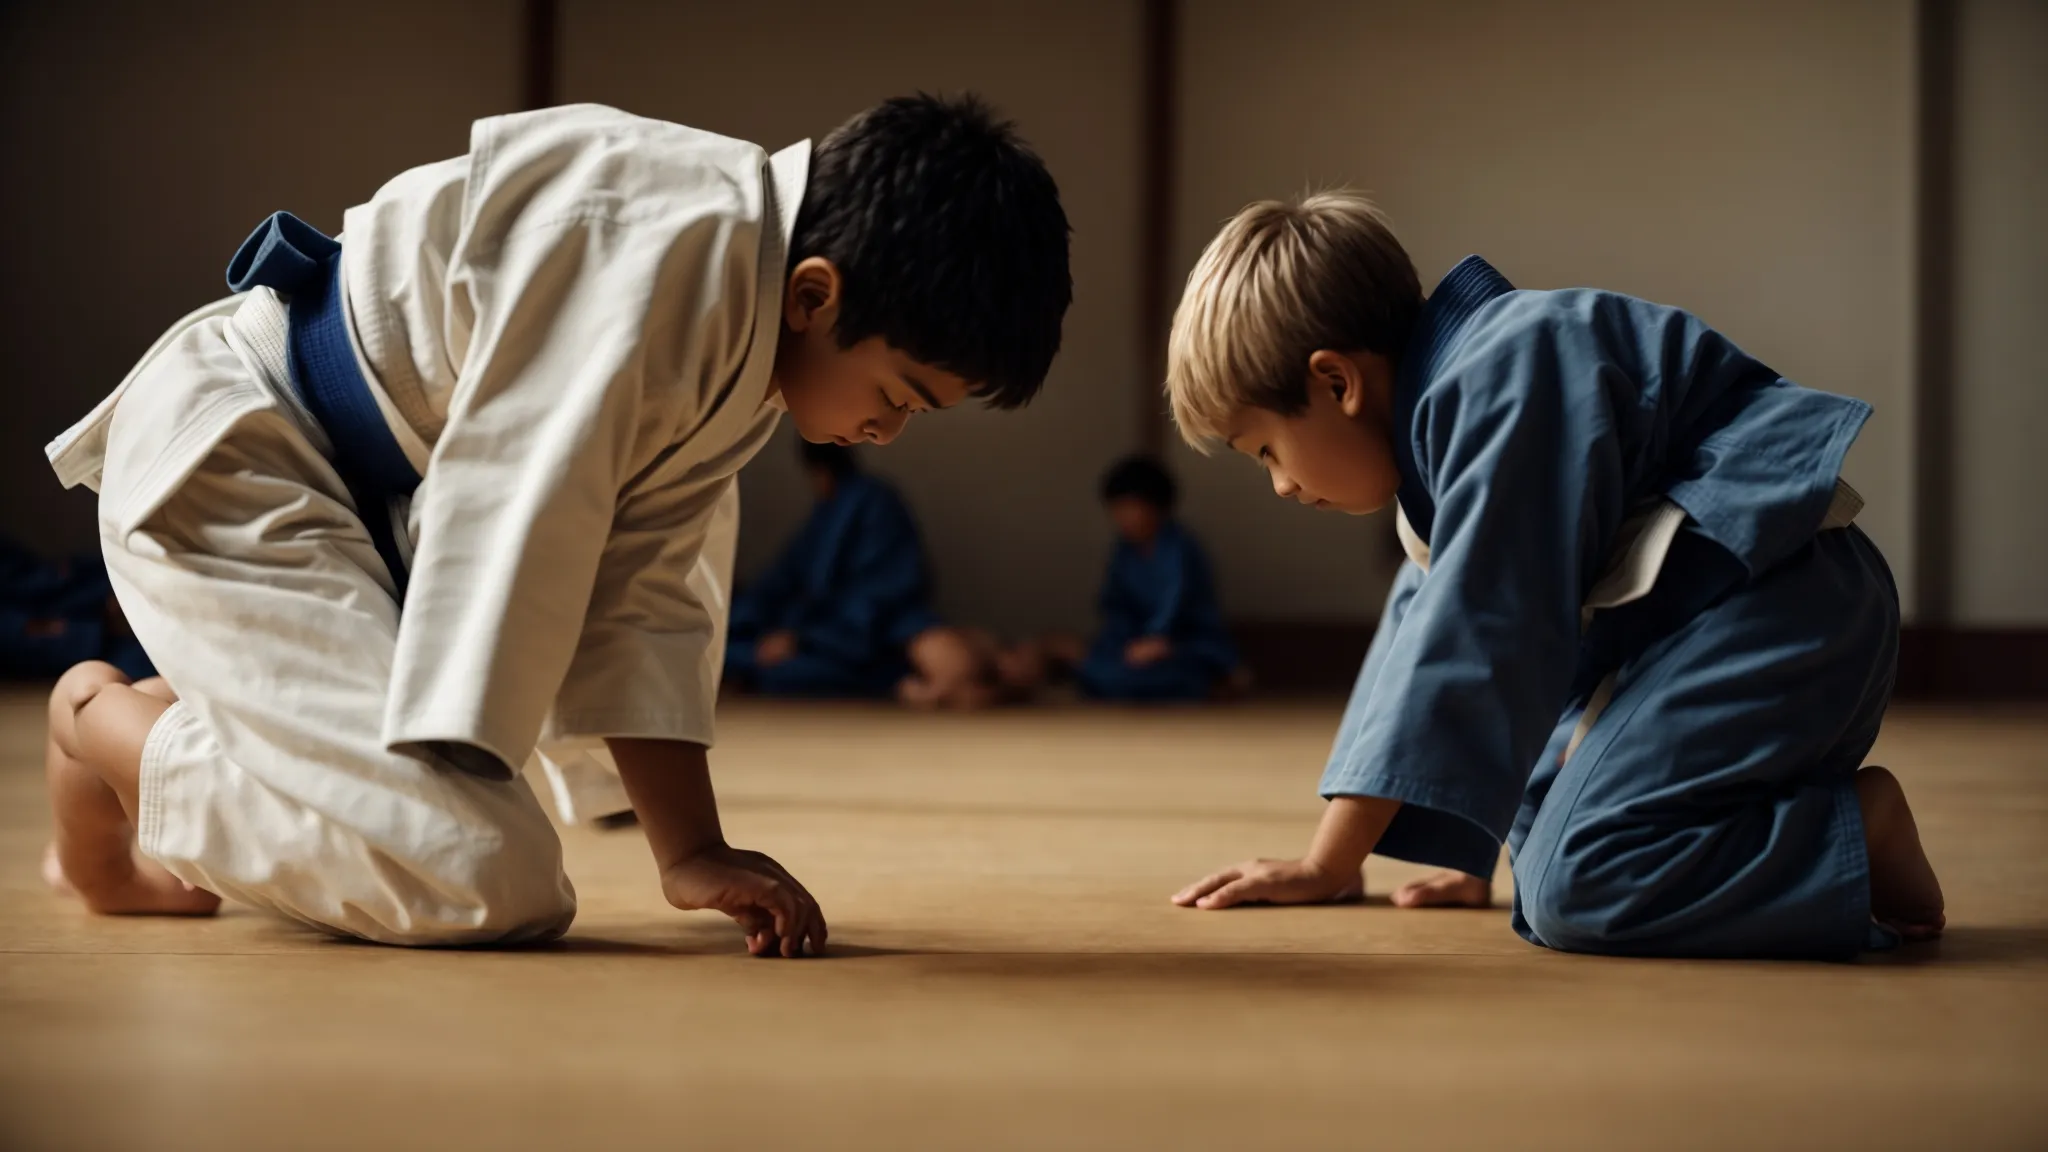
top-left (755, 631), bottom-right (798, 668)
top-left (1172, 857), bottom-right (1362, 910)
top-left (1124, 636), bottom-right (1172, 667)
top-left (660, 844), bottom-right (828, 957)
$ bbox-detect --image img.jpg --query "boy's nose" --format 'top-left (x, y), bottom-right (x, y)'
top-left (865, 408), bottom-right (910, 446)
top-left (1270, 470), bottom-right (1300, 499)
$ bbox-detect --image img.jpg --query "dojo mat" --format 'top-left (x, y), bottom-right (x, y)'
top-left (2, 690), bottom-right (2043, 1150)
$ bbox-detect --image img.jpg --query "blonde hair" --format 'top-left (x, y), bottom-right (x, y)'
top-left (1165, 191), bottom-right (1421, 449)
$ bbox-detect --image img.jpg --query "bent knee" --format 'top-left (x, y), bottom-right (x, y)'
top-left (310, 861), bottom-right (576, 948)
top-left (130, 676), bottom-right (179, 703)
top-left (50, 660), bottom-right (129, 719)
top-left (465, 848), bottom-right (578, 943)
top-left (48, 661), bottom-right (135, 757)
top-left (71, 682), bottom-right (174, 775)
top-left (204, 796), bottom-right (578, 948)
top-left (1515, 846), bottom-right (1640, 955)
top-left (391, 905), bottom-right (575, 948)
top-left (1519, 886), bottom-right (1614, 955)
top-left (383, 823), bottom-right (578, 947)
top-left (908, 625), bottom-right (969, 660)
top-left (908, 627), bottom-right (986, 683)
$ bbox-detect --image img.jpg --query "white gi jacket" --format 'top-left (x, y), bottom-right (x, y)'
top-left (58, 105), bottom-right (807, 778)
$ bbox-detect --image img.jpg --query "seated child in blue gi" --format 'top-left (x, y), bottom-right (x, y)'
top-left (1063, 455), bottom-right (1242, 702)
top-left (727, 440), bottom-right (990, 708)
top-left (1167, 193), bottom-right (1943, 958)
top-left (40, 95), bottom-right (1070, 954)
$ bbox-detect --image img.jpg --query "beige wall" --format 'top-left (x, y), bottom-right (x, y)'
top-left (5, 2), bottom-right (2033, 637)
top-left (560, 0), bottom-right (1145, 637)
top-left (0, 0), bottom-right (522, 556)
top-left (1172, 0), bottom-right (1917, 621)
top-left (1954, 0), bottom-right (2048, 626)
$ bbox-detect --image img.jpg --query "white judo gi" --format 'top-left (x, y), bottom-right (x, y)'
top-left (46, 105), bottom-right (807, 944)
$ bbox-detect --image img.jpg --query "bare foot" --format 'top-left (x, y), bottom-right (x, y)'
top-left (1391, 870), bottom-right (1493, 909)
top-left (42, 843), bottom-right (76, 897)
top-left (993, 645), bottom-right (1049, 695)
top-left (937, 679), bottom-right (998, 711)
top-left (45, 662), bottom-right (220, 917)
top-left (1856, 765), bottom-right (1945, 941)
top-left (44, 838), bottom-right (220, 916)
top-left (895, 675), bottom-right (944, 710)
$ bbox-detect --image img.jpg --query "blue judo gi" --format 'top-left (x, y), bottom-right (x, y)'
top-left (1078, 521), bottom-right (1239, 701)
top-left (1324, 256), bottom-right (1899, 960)
top-left (726, 472), bottom-right (941, 697)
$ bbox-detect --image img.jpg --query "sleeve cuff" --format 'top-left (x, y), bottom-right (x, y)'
top-left (548, 706), bottom-right (716, 748)
top-left (550, 627), bottom-right (719, 747)
top-left (1319, 770), bottom-right (1506, 878)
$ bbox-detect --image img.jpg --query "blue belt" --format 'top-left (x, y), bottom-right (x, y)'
top-left (226, 212), bottom-right (419, 599)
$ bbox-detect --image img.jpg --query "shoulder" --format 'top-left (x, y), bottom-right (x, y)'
top-left (1439, 289), bottom-right (1646, 373)
top-left (469, 104), bottom-right (770, 182)
top-left (464, 104), bottom-right (773, 241)
top-left (1417, 287), bottom-right (1700, 419)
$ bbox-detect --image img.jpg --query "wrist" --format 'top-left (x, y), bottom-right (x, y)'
top-left (656, 833), bottom-right (728, 869)
top-left (1306, 794), bottom-right (1400, 877)
top-left (1303, 847), bottom-right (1363, 882)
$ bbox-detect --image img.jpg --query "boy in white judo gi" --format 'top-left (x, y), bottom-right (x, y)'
top-left (1165, 194), bottom-right (1943, 959)
top-left (41, 94), bottom-right (1072, 954)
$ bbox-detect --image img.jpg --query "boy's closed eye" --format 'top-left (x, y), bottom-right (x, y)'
top-left (1225, 432), bottom-right (1271, 466)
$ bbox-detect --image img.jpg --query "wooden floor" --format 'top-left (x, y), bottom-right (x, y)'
top-left (1, 688), bottom-right (2044, 1151)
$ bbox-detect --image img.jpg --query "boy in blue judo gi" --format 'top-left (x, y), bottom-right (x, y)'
top-left (1166, 193), bottom-right (1943, 958)
top-left (727, 440), bottom-right (990, 708)
top-left (1067, 455), bottom-right (1242, 702)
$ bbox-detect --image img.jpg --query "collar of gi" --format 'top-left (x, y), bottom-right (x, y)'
top-left (1390, 255), bottom-right (1518, 540)
top-left (758, 139), bottom-right (813, 415)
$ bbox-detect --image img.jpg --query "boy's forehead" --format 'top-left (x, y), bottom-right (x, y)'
top-left (1219, 407), bottom-right (1268, 450)
top-left (891, 352), bottom-right (976, 408)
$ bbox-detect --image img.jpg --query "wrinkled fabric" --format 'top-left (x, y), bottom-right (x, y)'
top-left (1322, 257), bottom-right (1895, 958)
top-left (44, 106), bottom-right (807, 942)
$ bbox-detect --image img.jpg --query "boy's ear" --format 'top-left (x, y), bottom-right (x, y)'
top-left (1307, 349), bottom-right (1366, 417)
top-left (783, 256), bottom-right (843, 333)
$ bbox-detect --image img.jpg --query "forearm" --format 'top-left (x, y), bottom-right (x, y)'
top-left (607, 738), bottom-right (725, 869)
top-left (1306, 795), bottom-right (1403, 876)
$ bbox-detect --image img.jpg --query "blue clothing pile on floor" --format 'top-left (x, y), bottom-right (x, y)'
top-left (1, 537), bottom-right (154, 681)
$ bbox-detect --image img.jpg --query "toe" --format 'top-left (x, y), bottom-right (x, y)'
top-left (1394, 872), bottom-right (1492, 909)
top-left (42, 844), bottom-right (77, 898)
top-left (1900, 914), bottom-right (1946, 942)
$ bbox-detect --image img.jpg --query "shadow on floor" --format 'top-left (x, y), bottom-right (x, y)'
top-left (516, 934), bottom-right (1550, 996)
top-left (714, 791), bottom-right (1309, 826)
top-left (539, 935), bottom-right (913, 960)
top-left (304, 915), bottom-right (2048, 973)
top-left (1865, 923), bottom-right (2048, 967)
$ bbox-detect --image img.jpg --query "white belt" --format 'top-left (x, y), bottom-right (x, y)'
top-left (1393, 478), bottom-right (1866, 769)
top-left (1395, 477), bottom-right (1864, 620)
